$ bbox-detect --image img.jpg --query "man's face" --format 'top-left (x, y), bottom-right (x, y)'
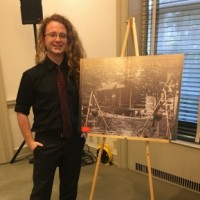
top-left (44, 21), bottom-right (67, 57)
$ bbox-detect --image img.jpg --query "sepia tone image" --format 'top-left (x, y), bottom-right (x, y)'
top-left (80, 54), bottom-right (184, 140)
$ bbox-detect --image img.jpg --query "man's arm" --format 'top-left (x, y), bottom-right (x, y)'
top-left (17, 112), bottom-right (43, 151)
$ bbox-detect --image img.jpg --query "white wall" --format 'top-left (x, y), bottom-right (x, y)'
top-left (0, 0), bottom-right (117, 101)
top-left (0, 0), bottom-right (117, 150)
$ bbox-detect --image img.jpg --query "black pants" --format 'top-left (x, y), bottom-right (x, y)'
top-left (30, 132), bottom-right (85, 200)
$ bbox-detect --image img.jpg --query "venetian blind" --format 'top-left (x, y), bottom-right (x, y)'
top-left (147, 0), bottom-right (200, 142)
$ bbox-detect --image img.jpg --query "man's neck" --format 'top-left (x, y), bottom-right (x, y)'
top-left (47, 53), bottom-right (64, 66)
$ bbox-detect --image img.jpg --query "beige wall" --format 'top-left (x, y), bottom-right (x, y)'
top-left (1, 0), bottom-right (117, 101)
top-left (0, 58), bottom-right (13, 162)
top-left (0, 0), bottom-right (117, 160)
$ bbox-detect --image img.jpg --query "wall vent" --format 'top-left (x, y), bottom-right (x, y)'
top-left (135, 163), bottom-right (200, 193)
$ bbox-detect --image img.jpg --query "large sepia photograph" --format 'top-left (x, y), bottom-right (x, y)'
top-left (80, 54), bottom-right (184, 140)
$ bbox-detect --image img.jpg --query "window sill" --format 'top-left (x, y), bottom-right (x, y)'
top-left (171, 140), bottom-right (200, 150)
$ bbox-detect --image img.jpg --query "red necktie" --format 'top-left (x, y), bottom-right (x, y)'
top-left (56, 65), bottom-right (72, 138)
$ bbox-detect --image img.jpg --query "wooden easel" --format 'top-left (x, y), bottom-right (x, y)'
top-left (89, 17), bottom-right (169, 200)
top-left (195, 98), bottom-right (200, 143)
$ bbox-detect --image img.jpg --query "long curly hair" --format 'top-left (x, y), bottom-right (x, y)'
top-left (35, 14), bottom-right (86, 84)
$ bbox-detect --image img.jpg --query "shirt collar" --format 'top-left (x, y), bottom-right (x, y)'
top-left (44, 55), bottom-right (67, 71)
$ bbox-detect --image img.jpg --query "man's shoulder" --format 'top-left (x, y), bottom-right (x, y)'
top-left (23, 62), bottom-right (45, 77)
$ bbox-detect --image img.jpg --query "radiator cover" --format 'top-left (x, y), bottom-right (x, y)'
top-left (135, 163), bottom-right (200, 193)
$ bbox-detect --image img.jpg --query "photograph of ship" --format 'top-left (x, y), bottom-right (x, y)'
top-left (80, 54), bottom-right (184, 139)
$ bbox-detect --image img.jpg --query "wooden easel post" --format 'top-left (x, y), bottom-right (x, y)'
top-left (121, 17), bottom-right (155, 200)
top-left (195, 97), bottom-right (200, 143)
top-left (89, 137), bottom-right (106, 200)
top-left (120, 17), bottom-right (139, 57)
top-left (145, 142), bottom-right (154, 200)
top-left (89, 18), bottom-right (137, 200)
top-left (88, 91), bottom-right (112, 199)
top-left (89, 17), bottom-right (155, 200)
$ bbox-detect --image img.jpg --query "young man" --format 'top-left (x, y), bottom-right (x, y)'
top-left (15, 14), bottom-right (86, 200)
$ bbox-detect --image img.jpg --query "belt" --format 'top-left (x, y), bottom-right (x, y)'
top-left (35, 130), bottom-right (64, 139)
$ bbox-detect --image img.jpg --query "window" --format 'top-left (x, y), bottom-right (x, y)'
top-left (146, 0), bottom-right (200, 142)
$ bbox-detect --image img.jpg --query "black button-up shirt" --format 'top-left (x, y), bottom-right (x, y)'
top-left (15, 56), bottom-right (80, 137)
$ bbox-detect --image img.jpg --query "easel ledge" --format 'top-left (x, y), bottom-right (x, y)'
top-left (88, 133), bottom-right (170, 143)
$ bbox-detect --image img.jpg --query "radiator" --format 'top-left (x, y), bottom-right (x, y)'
top-left (135, 163), bottom-right (200, 193)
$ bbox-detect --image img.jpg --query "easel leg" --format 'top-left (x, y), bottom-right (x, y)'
top-left (89, 137), bottom-right (106, 200)
top-left (145, 141), bottom-right (154, 200)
